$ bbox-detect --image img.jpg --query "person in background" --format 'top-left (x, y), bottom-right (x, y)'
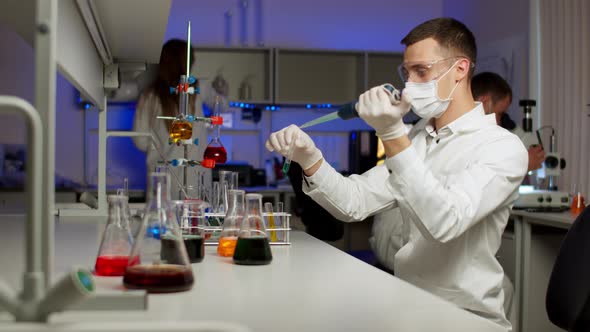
top-left (133, 39), bottom-right (208, 199)
top-left (471, 71), bottom-right (545, 171)
top-left (266, 18), bottom-right (528, 330)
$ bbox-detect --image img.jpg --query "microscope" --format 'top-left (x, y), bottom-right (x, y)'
top-left (513, 100), bottom-right (569, 211)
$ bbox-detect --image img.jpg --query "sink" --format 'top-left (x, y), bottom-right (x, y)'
top-left (0, 321), bottom-right (251, 332)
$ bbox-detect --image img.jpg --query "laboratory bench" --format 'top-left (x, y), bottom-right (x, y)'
top-left (503, 210), bottom-right (576, 332)
top-left (0, 215), bottom-right (505, 332)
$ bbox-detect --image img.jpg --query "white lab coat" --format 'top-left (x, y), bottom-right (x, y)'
top-left (132, 89), bottom-right (210, 199)
top-left (303, 103), bottom-right (528, 330)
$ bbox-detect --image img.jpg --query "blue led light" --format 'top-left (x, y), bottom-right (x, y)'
top-left (84, 103), bottom-right (90, 110)
top-left (351, 132), bottom-right (357, 140)
top-left (276, 106), bottom-right (281, 110)
top-left (265, 106), bottom-right (270, 110)
top-left (306, 104), bottom-right (311, 109)
top-left (327, 104), bottom-right (332, 108)
top-left (229, 102), bottom-right (234, 107)
top-left (270, 106), bottom-right (276, 111)
top-left (239, 103), bottom-right (245, 108)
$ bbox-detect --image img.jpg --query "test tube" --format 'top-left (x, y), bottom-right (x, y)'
top-left (264, 202), bottom-right (278, 242)
top-left (282, 131), bottom-right (300, 175)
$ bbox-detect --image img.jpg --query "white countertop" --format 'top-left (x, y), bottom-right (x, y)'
top-left (0, 216), bottom-right (504, 331)
top-left (511, 210), bottom-right (577, 229)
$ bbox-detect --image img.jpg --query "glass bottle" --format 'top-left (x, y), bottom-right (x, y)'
top-left (217, 190), bottom-right (245, 257)
top-left (94, 195), bottom-right (135, 276)
top-left (123, 173), bottom-right (194, 293)
top-left (233, 193), bottom-right (272, 265)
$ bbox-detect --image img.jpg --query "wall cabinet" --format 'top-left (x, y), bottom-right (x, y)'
top-left (193, 47), bottom-right (273, 104)
top-left (194, 47), bottom-right (403, 105)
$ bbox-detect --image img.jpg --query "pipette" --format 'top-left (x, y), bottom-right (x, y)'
top-left (300, 84), bottom-right (401, 129)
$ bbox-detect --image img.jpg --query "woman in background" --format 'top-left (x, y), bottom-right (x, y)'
top-left (133, 39), bottom-right (208, 199)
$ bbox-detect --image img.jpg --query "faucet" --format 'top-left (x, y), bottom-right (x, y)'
top-left (0, 96), bottom-right (94, 322)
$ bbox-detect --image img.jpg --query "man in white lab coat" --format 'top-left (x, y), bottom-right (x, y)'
top-left (267, 18), bottom-right (528, 330)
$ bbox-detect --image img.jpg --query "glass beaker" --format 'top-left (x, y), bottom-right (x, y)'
top-left (94, 195), bottom-right (135, 276)
top-left (233, 193), bottom-right (273, 265)
top-left (172, 199), bottom-right (208, 263)
top-left (123, 173), bottom-right (194, 293)
top-left (217, 190), bottom-right (245, 257)
top-left (217, 170), bottom-right (232, 214)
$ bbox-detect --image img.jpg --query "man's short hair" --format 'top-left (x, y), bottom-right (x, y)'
top-left (401, 18), bottom-right (477, 79)
top-left (471, 72), bottom-right (513, 103)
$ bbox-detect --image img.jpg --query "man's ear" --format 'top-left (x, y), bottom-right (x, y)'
top-left (454, 58), bottom-right (471, 82)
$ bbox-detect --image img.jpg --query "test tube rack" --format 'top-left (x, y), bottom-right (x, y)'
top-left (182, 212), bottom-right (292, 246)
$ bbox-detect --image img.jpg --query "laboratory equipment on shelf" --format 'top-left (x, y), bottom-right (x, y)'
top-left (94, 195), bottom-right (135, 276)
top-left (217, 189), bottom-right (246, 257)
top-left (204, 97), bottom-right (228, 164)
top-left (173, 199), bottom-right (209, 263)
top-left (233, 193), bottom-right (272, 265)
top-left (123, 173), bottom-right (194, 293)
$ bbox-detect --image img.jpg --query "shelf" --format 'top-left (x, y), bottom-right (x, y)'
top-left (275, 49), bottom-right (365, 104)
top-left (367, 52), bottom-right (405, 90)
top-left (193, 47), bottom-right (273, 103)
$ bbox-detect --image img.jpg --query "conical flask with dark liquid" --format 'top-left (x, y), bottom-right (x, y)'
top-left (217, 189), bottom-right (245, 257)
top-left (172, 199), bottom-right (208, 263)
top-left (123, 173), bottom-right (194, 293)
top-left (233, 193), bottom-right (272, 265)
top-left (94, 195), bottom-right (135, 276)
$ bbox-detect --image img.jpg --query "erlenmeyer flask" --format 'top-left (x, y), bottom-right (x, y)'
top-left (233, 193), bottom-right (272, 265)
top-left (169, 116), bottom-right (193, 144)
top-left (217, 190), bottom-right (245, 257)
top-left (94, 195), bottom-right (135, 276)
top-left (173, 199), bottom-right (208, 263)
top-left (123, 173), bottom-right (194, 293)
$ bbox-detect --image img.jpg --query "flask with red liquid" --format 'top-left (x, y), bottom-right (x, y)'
top-left (203, 96), bottom-right (227, 164)
top-left (94, 195), bottom-right (135, 276)
top-left (123, 173), bottom-right (194, 293)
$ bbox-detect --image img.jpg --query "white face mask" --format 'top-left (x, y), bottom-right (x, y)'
top-left (403, 61), bottom-right (460, 119)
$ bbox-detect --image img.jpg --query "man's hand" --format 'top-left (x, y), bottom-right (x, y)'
top-left (528, 145), bottom-right (545, 171)
top-left (357, 84), bottom-right (412, 141)
top-left (265, 125), bottom-right (323, 170)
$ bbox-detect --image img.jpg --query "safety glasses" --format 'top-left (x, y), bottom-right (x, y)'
top-left (397, 56), bottom-right (470, 83)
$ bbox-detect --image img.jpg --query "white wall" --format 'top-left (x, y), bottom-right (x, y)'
top-left (165, 0), bottom-right (444, 51)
